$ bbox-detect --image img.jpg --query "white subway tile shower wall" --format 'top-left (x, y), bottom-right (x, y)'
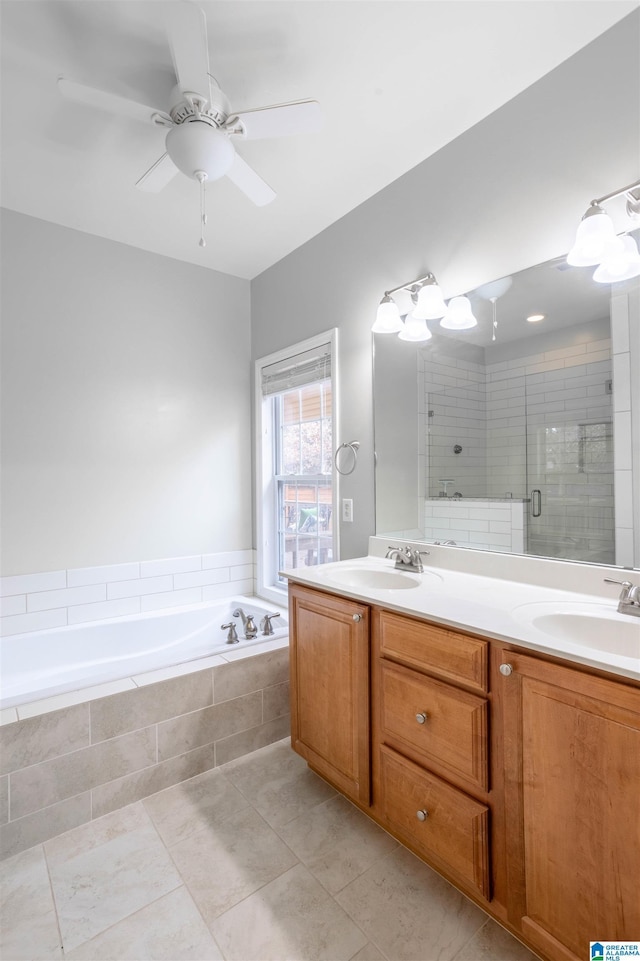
top-left (0, 551), bottom-right (256, 636)
top-left (423, 500), bottom-right (526, 553)
top-left (424, 353), bottom-right (488, 500)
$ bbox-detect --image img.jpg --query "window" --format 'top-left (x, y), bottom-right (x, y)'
top-left (255, 331), bottom-right (337, 602)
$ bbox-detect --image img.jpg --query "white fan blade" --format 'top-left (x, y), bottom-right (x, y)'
top-left (165, 1), bottom-right (211, 98)
top-left (135, 153), bottom-right (179, 192)
top-left (58, 78), bottom-right (172, 127)
top-left (226, 154), bottom-right (276, 206)
top-left (227, 100), bottom-right (322, 140)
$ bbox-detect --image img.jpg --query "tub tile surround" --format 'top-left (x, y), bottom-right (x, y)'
top-left (0, 550), bottom-right (257, 636)
top-left (0, 643), bottom-right (289, 859)
top-left (0, 739), bottom-right (541, 961)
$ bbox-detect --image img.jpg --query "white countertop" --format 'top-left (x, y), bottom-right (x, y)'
top-left (282, 540), bottom-right (640, 683)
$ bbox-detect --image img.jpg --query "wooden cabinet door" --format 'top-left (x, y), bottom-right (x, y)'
top-left (289, 584), bottom-right (370, 805)
top-left (500, 650), bottom-right (640, 961)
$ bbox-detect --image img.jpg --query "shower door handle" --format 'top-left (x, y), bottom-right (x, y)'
top-left (531, 489), bottom-right (542, 517)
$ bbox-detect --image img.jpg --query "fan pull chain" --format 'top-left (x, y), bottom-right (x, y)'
top-left (490, 296), bottom-right (498, 342)
top-left (196, 171), bottom-right (208, 247)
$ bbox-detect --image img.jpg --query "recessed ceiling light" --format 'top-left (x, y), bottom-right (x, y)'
top-left (527, 313), bottom-right (545, 323)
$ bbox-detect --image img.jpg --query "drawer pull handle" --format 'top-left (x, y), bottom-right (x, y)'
top-left (415, 712), bottom-right (427, 724)
top-left (352, 614), bottom-right (362, 622)
top-left (416, 809), bottom-right (429, 821)
top-left (499, 663), bottom-right (513, 677)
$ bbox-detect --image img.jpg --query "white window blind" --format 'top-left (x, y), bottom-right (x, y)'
top-left (261, 343), bottom-right (331, 396)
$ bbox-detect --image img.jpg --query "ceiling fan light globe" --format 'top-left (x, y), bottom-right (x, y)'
top-left (166, 122), bottom-right (235, 181)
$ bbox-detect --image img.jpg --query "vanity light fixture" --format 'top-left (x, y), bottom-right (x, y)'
top-left (567, 179), bottom-right (640, 282)
top-left (373, 272), bottom-right (447, 338)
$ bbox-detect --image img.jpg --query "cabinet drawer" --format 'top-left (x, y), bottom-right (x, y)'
top-left (377, 610), bottom-right (488, 692)
top-left (380, 661), bottom-right (488, 791)
top-left (380, 745), bottom-right (490, 901)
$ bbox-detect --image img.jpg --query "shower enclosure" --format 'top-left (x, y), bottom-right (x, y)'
top-left (420, 332), bottom-right (615, 565)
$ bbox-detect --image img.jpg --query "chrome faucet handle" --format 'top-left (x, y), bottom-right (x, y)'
top-left (260, 612), bottom-right (281, 636)
top-left (408, 547), bottom-right (430, 571)
top-left (221, 622), bottom-right (239, 644)
top-left (604, 577), bottom-right (640, 611)
top-left (604, 577), bottom-right (634, 597)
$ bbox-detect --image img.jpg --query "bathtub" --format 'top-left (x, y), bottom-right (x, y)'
top-left (0, 595), bottom-right (289, 710)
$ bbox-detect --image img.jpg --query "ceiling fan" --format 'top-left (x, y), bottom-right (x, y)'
top-left (58, 1), bottom-right (321, 244)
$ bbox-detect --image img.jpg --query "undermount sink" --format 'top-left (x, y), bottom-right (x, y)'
top-left (512, 601), bottom-right (640, 659)
top-left (314, 563), bottom-right (439, 591)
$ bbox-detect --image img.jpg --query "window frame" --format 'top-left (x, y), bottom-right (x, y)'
top-left (254, 329), bottom-right (339, 605)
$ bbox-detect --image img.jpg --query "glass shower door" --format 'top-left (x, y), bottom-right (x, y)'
top-left (525, 380), bottom-right (615, 564)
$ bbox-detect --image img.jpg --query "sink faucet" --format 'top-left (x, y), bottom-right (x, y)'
top-left (385, 546), bottom-right (430, 573)
top-left (604, 578), bottom-right (640, 617)
top-left (232, 607), bottom-right (258, 638)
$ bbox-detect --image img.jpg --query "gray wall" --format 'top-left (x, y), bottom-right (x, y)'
top-left (251, 13), bottom-right (639, 559)
top-left (1, 210), bottom-right (252, 575)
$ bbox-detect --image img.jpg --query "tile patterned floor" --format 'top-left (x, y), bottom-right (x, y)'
top-left (0, 738), bottom-right (540, 961)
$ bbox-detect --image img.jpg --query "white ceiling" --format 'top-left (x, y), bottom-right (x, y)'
top-left (1, 1), bottom-right (636, 280)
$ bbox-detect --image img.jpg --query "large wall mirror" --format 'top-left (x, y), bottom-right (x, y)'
top-left (373, 242), bottom-right (640, 570)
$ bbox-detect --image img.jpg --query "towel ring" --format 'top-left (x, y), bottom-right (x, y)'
top-left (335, 441), bottom-right (360, 475)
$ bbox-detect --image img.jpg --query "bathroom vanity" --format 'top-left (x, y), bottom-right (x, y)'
top-left (285, 547), bottom-right (640, 961)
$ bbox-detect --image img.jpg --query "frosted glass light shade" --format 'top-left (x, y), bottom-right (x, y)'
top-left (372, 295), bottom-right (403, 332)
top-left (440, 296), bottom-right (477, 330)
top-left (166, 121), bottom-right (235, 181)
top-left (414, 282), bottom-right (447, 320)
top-left (593, 234), bottom-right (640, 283)
top-left (567, 210), bottom-right (617, 266)
top-left (398, 312), bottom-right (432, 342)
